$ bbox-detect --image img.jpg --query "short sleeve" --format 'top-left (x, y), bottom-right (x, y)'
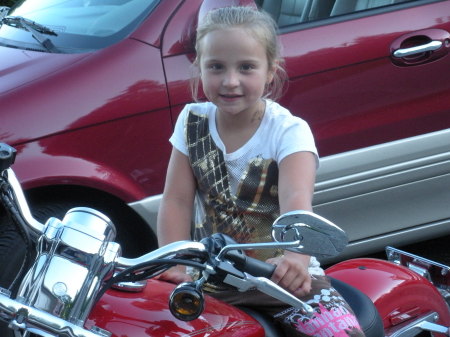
top-left (169, 105), bottom-right (189, 155)
top-left (276, 117), bottom-right (319, 167)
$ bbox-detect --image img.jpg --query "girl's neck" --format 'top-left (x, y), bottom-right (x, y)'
top-left (216, 99), bottom-right (265, 129)
top-left (215, 100), bottom-right (266, 153)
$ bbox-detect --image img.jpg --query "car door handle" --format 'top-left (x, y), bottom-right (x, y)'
top-left (393, 40), bottom-right (442, 58)
top-left (390, 28), bottom-right (450, 66)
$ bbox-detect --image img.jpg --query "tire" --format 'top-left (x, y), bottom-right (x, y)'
top-left (0, 215), bottom-right (27, 290)
top-left (30, 199), bottom-right (78, 225)
top-left (0, 214), bottom-right (28, 337)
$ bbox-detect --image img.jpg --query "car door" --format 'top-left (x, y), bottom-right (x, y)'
top-left (264, 0), bottom-right (450, 260)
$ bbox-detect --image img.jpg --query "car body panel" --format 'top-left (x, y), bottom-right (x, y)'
top-left (1, 39), bottom-right (169, 146)
top-left (160, 0), bottom-right (201, 57)
top-left (0, 49), bottom-right (89, 93)
top-left (13, 106), bottom-right (173, 201)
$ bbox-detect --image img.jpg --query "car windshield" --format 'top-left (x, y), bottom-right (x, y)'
top-left (0, 0), bottom-right (160, 53)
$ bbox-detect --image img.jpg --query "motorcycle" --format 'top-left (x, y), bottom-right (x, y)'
top-left (0, 141), bottom-right (449, 337)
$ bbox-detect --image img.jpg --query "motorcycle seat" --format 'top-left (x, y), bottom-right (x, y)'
top-left (330, 277), bottom-right (384, 337)
top-left (240, 277), bottom-right (384, 337)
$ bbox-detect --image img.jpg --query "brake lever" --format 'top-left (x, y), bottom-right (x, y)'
top-left (221, 270), bottom-right (314, 316)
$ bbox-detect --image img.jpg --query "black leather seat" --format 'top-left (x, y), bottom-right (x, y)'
top-left (331, 277), bottom-right (384, 337)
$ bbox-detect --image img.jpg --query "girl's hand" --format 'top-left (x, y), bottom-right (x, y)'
top-left (155, 266), bottom-right (192, 284)
top-left (266, 251), bottom-right (311, 297)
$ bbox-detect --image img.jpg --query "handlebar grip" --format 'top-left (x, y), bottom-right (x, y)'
top-left (225, 251), bottom-right (276, 278)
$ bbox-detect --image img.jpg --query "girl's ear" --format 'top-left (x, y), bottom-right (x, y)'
top-left (195, 57), bottom-right (203, 77)
top-left (267, 62), bottom-right (277, 84)
top-left (192, 60), bottom-right (201, 76)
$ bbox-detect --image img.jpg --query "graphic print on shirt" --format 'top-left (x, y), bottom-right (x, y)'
top-left (186, 109), bottom-right (280, 260)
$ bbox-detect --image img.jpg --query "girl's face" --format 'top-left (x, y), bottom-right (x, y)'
top-left (198, 27), bottom-right (274, 119)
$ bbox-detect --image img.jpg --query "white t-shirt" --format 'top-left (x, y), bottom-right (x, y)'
top-left (170, 100), bottom-right (323, 275)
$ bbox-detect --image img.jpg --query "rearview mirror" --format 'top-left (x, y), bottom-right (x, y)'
top-left (272, 210), bottom-right (348, 259)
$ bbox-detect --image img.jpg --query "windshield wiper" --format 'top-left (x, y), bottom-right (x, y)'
top-left (2, 15), bottom-right (59, 53)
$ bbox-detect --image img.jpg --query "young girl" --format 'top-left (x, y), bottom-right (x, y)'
top-left (156, 6), bottom-right (365, 337)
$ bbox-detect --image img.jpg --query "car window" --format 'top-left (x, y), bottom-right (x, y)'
top-left (0, 0), bottom-right (160, 52)
top-left (257, 0), bottom-right (422, 27)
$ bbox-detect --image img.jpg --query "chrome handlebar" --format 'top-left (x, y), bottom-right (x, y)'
top-left (5, 168), bottom-right (44, 234)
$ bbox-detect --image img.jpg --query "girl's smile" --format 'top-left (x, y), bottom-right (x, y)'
top-left (219, 93), bottom-right (244, 101)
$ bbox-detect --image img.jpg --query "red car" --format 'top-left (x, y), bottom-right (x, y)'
top-left (0, 0), bottom-right (449, 260)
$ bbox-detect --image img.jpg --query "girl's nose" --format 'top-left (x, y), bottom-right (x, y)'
top-left (223, 70), bottom-right (239, 87)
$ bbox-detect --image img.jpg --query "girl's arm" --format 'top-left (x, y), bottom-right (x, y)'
top-left (156, 147), bottom-right (196, 283)
top-left (277, 151), bottom-right (316, 214)
top-left (157, 148), bottom-right (196, 245)
top-left (267, 151), bottom-right (317, 297)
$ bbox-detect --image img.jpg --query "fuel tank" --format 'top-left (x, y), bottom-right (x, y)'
top-left (86, 279), bottom-right (264, 337)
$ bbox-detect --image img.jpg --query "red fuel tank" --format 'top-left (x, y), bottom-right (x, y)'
top-left (86, 279), bottom-right (264, 337)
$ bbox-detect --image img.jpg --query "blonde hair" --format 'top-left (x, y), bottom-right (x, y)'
top-left (191, 6), bottom-right (287, 101)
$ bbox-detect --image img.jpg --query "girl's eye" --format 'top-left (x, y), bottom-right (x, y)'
top-left (240, 64), bottom-right (255, 72)
top-left (208, 63), bottom-right (223, 71)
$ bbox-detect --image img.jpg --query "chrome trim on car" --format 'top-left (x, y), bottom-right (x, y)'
top-left (315, 128), bottom-right (450, 194)
top-left (393, 40), bottom-right (442, 58)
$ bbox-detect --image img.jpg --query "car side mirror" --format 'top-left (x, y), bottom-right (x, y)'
top-left (0, 7), bottom-right (9, 21)
top-left (272, 210), bottom-right (348, 259)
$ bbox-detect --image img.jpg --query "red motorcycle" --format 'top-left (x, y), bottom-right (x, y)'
top-left (0, 142), bottom-right (449, 337)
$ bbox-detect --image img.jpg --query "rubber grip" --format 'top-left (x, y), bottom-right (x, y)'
top-left (225, 250), bottom-right (276, 278)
